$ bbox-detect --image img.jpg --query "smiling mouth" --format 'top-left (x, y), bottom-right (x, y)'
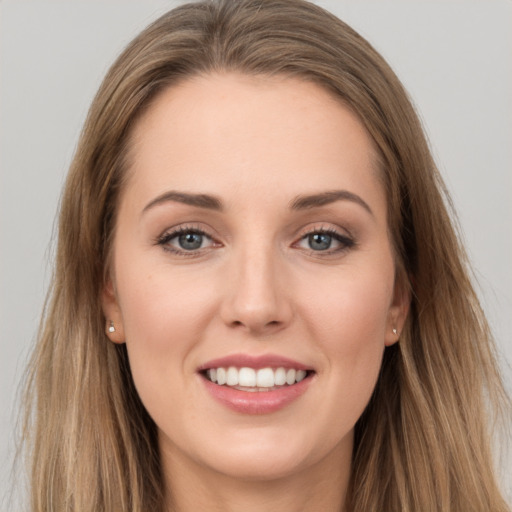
top-left (201, 366), bottom-right (314, 392)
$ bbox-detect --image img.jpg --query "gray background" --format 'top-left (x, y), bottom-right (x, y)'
top-left (1, 0), bottom-right (511, 506)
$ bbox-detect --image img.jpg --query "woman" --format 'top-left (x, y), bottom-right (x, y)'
top-left (20, 0), bottom-right (510, 510)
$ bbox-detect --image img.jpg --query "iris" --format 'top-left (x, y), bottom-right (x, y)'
top-left (178, 232), bottom-right (203, 250)
top-left (308, 232), bottom-right (332, 251)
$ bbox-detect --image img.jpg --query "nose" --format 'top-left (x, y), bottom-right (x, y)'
top-left (220, 244), bottom-right (293, 336)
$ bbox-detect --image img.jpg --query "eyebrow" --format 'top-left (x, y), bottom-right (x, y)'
top-left (142, 188), bottom-right (373, 216)
top-left (142, 191), bottom-right (223, 214)
top-left (290, 190), bottom-right (373, 216)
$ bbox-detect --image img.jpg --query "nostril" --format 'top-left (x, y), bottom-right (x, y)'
top-left (230, 319), bottom-right (282, 331)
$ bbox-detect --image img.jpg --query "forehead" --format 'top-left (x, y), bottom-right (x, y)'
top-left (123, 72), bottom-right (384, 215)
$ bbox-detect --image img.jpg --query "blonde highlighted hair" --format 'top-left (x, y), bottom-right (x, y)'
top-left (20, 1), bottom-right (510, 510)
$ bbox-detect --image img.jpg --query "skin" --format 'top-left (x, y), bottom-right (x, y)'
top-left (102, 73), bottom-right (409, 512)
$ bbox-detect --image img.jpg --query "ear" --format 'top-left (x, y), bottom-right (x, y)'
top-left (101, 276), bottom-right (126, 344)
top-left (384, 273), bottom-right (411, 347)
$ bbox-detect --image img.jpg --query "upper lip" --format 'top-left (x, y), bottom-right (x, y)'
top-left (198, 353), bottom-right (313, 372)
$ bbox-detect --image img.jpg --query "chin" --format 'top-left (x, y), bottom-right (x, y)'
top-left (171, 424), bottom-right (351, 482)
top-left (204, 447), bottom-right (314, 482)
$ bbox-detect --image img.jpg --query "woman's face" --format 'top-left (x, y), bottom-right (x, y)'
top-left (103, 73), bottom-right (408, 482)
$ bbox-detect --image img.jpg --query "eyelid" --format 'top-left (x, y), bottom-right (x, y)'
top-left (293, 224), bottom-right (356, 254)
top-left (155, 223), bottom-right (221, 256)
top-left (154, 222), bottom-right (355, 257)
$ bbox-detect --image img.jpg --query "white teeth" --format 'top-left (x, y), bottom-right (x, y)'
top-left (216, 367), bottom-right (227, 385)
top-left (238, 367), bottom-right (256, 387)
top-left (285, 368), bottom-right (296, 385)
top-left (226, 366), bottom-right (238, 386)
top-left (205, 366), bottom-right (310, 388)
top-left (256, 368), bottom-right (275, 387)
top-left (274, 367), bottom-right (286, 386)
top-left (296, 369), bottom-right (307, 382)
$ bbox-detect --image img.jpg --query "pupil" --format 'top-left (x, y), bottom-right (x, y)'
top-left (179, 232), bottom-right (203, 250)
top-left (309, 233), bottom-right (331, 251)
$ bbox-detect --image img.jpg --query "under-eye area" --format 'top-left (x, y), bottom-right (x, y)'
top-left (200, 367), bottom-right (315, 391)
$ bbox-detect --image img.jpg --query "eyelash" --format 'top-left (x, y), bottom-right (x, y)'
top-left (155, 225), bottom-right (217, 257)
top-left (155, 225), bottom-right (356, 257)
top-left (296, 227), bottom-right (355, 256)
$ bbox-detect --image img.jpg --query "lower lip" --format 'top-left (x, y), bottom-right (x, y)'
top-left (201, 374), bottom-right (313, 414)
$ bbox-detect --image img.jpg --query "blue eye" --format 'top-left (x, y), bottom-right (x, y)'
top-left (177, 232), bottom-right (204, 250)
top-left (157, 228), bottom-right (214, 254)
top-left (297, 229), bottom-right (354, 253)
top-left (307, 232), bottom-right (333, 251)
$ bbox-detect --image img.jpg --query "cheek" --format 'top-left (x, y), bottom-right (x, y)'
top-left (115, 265), bottom-right (220, 431)
top-left (301, 262), bottom-right (393, 345)
top-left (117, 258), bottom-right (218, 344)
top-left (297, 263), bottom-right (393, 412)
top-left (113, 257), bottom-right (219, 394)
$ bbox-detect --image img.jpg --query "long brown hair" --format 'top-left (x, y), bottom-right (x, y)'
top-left (20, 1), bottom-right (510, 510)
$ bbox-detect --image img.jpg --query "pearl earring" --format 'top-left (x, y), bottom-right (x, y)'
top-left (392, 328), bottom-right (398, 336)
top-left (108, 321), bottom-right (116, 333)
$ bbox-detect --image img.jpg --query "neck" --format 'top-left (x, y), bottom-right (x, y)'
top-left (161, 437), bottom-right (351, 512)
